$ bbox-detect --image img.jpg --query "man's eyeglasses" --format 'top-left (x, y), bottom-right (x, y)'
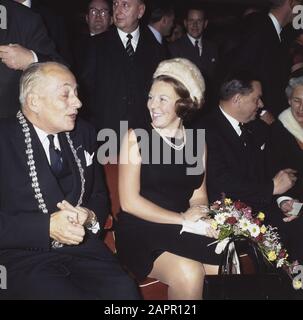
top-left (89, 7), bottom-right (110, 17)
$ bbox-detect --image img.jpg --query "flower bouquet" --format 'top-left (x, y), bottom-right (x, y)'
top-left (208, 198), bottom-right (290, 270)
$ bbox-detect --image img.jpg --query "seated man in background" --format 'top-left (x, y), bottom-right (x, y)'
top-left (0, 62), bottom-right (139, 300)
top-left (205, 72), bottom-right (296, 214)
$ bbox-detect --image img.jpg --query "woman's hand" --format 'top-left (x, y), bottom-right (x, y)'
top-left (180, 217), bottom-right (219, 239)
top-left (204, 219), bottom-right (219, 239)
top-left (182, 205), bottom-right (209, 222)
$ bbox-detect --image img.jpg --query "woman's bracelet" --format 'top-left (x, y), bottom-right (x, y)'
top-left (190, 204), bottom-right (209, 212)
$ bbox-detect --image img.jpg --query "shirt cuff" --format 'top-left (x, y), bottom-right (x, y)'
top-left (30, 50), bottom-right (38, 63)
top-left (87, 221), bottom-right (100, 234)
top-left (277, 196), bottom-right (293, 208)
top-left (260, 110), bottom-right (267, 116)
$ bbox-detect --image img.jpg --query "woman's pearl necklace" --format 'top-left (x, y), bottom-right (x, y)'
top-left (151, 123), bottom-right (186, 151)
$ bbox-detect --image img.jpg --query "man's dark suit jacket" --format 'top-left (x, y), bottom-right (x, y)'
top-left (205, 108), bottom-right (273, 212)
top-left (223, 13), bottom-right (290, 117)
top-left (0, 116), bottom-right (109, 266)
top-left (169, 34), bottom-right (218, 83)
top-left (0, 0), bottom-right (61, 118)
top-left (169, 34), bottom-right (218, 116)
top-left (83, 26), bottom-right (167, 133)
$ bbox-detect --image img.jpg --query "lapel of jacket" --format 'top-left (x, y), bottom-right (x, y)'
top-left (58, 127), bottom-right (86, 206)
top-left (215, 109), bottom-right (257, 178)
top-left (200, 40), bottom-right (215, 70)
top-left (265, 15), bottom-right (282, 46)
top-left (182, 36), bottom-right (200, 63)
top-left (13, 120), bottom-right (65, 214)
top-left (112, 27), bottom-right (133, 60)
top-left (216, 109), bottom-right (245, 150)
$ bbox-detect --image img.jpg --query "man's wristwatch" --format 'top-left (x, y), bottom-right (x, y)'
top-left (85, 211), bottom-right (98, 229)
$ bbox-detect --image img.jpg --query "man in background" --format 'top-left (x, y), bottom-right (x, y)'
top-left (0, 0), bottom-right (62, 118)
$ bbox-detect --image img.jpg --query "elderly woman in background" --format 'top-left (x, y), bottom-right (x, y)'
top-left (268, 76), bottom-right (303, 263)
top-left (115, 58), bottom-right (220, 300)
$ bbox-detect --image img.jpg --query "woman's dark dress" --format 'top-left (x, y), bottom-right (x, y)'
top-left (115, 125), bottom-right (220, 280)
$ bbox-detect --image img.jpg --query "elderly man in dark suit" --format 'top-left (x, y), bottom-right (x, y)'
top-left (84, 0), bottom-right (167, 138)
top-left (0, 62), bottom-right (139, 300)
top-left (224, 0), bottom-right (300, 125)
top-left (0, 0), bottom-right (61, 119)
top-left (205, 72), bottom-right (296, 213)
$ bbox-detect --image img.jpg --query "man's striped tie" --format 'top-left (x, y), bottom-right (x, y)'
top-left (126, 34), bottom-right (135, 57)
top-left (195, 39), bottom-right (200, 57)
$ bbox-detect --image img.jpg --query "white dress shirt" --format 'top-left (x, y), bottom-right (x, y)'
top-left (33, 125), bottom-right (61, 164)
top-left (148, 25), bottom-right (162, 44)
top-left (220, 107), bottom-right (242, 136)
top-left (117, 26), bottom-right (140, 52)
top-left (268, 13), bottom-right (282, 42)
top-left (187, 33), bottom-right (202, 56)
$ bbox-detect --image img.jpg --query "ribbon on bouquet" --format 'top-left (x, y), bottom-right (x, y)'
top-left (207, 238), bottom-right (241, 274)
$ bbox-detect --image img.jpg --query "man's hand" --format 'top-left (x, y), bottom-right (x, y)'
top-left (57, 200), bottom-right (95, 226)
top-left (273, 169), bottom-right (297, 195)
top-left (0, 44), bottom-right (35, 70)
top-left (50, 210), bottom-right (86, 245)
top-left (260, 111), bottom-right (275, 125)
top-left (281, 199), bottom-right (301, 223)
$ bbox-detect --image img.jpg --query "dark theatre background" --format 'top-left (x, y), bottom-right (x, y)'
top-left (37, 0), bottom-right (295, 78)
top-left (37, 0), bottom-right (272, 47)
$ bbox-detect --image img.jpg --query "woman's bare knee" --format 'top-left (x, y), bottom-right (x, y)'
top-left (149, 252), bottom-right (206, 299)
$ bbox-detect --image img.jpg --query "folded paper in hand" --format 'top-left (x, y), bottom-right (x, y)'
top-left (180, 219), bottom-right (210, 236)
top-left (288, 202), bottom-right (303, 216)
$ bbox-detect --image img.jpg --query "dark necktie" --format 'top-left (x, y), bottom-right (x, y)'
top-left (195, 39), bottom-right (200, 56)
top-left (126, 34), bottom-right (135, 57)
top-left (47, 134), bottom-right (63, 176)
top-left (238, 123), bottom-right (250, 146)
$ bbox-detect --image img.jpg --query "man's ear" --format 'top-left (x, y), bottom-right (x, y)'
top-left (204, 19), bottom-right (208, 30)
top-left (138, 3), bottom-right (146, 19)
top-left (26, 93), bottom-right (40, 114)
top-left (288, 97), bottom-right (292, 106)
